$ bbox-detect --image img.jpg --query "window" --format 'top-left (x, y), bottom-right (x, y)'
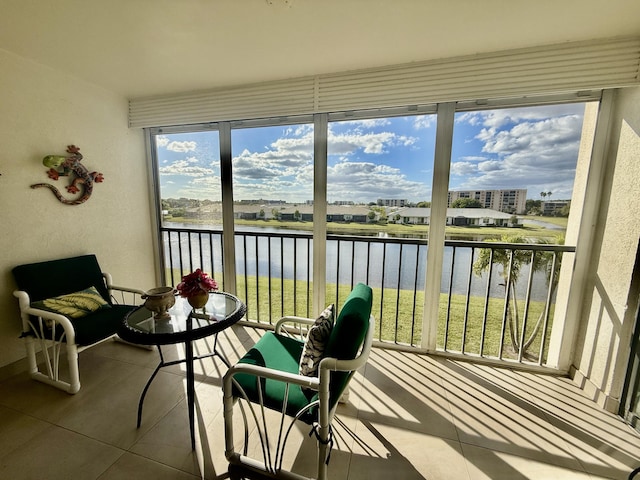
top-left (439, 102), bottom-right (593, 360)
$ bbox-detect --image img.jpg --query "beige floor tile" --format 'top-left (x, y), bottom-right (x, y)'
top-left (0, 405), bottom-right (50, 455)
top-left (129, 399), bottom-right (203, 477)
top-left (441, 359), bottom-right (584, 470)
top-left (98, 452), bottom-right (200, 480)
top-left (358, 349), bottom-right (459, 440)
top-left (90, 338), bottom-right (160, 369)
top-left (0, 424), bottom-right (123, 480)
top-left (461, 443), bottom-right (594, 480)
top-left (2, 325), bottom-right (640, 480)
top-left (347, 420), bottom-right (469, 480)
top-left (514, 371), bottom-right (640, 478)
top-left (56, 365), bottom-right (186, 449)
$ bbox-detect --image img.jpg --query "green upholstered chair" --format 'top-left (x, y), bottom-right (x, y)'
top-left (12, 254), bottom-right (145, 394)
top-left (223, 283), bottom-right (374, 480)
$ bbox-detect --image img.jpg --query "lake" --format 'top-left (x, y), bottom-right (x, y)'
top-left (163, 222), bottom-right (555, 302)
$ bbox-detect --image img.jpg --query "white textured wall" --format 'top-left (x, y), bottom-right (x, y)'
top-left (0, 49), bottom-right (155, 367)
top-left (572, 87), bottom-right (640, 412)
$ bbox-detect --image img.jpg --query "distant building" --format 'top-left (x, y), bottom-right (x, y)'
top-left (394, 208), bottom-right (519, 227)
top-left (448, 189), bottom-right (527, 214)
top-left (378, 198), bottom-right (407, 207)
top-left (233, 204), bottom-right (375, 223)
top-left (541, 200), bottom-right (570, 216)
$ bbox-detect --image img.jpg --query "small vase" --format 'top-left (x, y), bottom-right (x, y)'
top-left (187, 291), bottom-right (209, 309)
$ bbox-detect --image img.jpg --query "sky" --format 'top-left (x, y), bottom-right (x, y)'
top-left (156, 102), bottom-right (589, 204)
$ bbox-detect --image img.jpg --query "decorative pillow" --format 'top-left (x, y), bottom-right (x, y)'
top-left (31, 286), bottom-right (111, 319)
top-left (299, 304), bottom-right (335, 378)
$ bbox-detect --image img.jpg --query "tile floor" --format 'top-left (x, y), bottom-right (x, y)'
top-left (1, 324), bottom-right (639, 480)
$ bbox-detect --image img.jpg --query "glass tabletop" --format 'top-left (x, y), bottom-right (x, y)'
top-left (119, 291), bottom-right (246, 345)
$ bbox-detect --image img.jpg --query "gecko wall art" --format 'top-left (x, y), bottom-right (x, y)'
top-left (31, 145), bottom-right (104, 205)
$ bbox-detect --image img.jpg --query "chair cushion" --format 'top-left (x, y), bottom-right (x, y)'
top-left (233, 331), bottom-right (318, 424)
top-left (26, 304), bottom-right (137, 346)
top-left (299, 304), bottom-right (334, 378)
top-left (31, 286), bottom-right (111, 319)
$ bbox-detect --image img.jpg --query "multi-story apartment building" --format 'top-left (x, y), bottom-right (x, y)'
top-left (377, 198), bottom-right (408, 207)
top-left (448, 189), bottom-right (527, 214)
top-left (541, 200), bottom-right (570, 216)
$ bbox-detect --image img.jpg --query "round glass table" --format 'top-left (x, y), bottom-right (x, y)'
top-left (118, 291), bottom-right (246, 449)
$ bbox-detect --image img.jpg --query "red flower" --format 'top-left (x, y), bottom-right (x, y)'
top-left (176, 269), bottom-right (218, 298)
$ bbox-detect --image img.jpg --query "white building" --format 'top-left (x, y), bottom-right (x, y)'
top-left (378, 198), bottom-right (408, 207)
top-left (448, 189), bottom-right (527, 214)
top-left (394, 208), bottom-right (518, 227)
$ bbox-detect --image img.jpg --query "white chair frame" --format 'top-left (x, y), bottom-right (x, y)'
top-left (13, 272), bottom-right (144, 394)
top-left (223, 314), bottom-right (374, 480)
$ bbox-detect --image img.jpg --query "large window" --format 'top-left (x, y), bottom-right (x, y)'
top-left (154, 130), bottom-right (222, 227)
top-left (231, 122), bottom-right (315, 319)
top-left (149, 94), bottom-right (602, 367)
top-left (326, 114), bottom-right (436, 343)
top-left (439, 102), bottom-right (592, 361)
top-left (153, 130), bottom-right (224, 287)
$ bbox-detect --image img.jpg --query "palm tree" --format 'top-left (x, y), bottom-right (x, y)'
top-left (547, 191), bottom-right (552, 200)
top-left (540, 191), bottom-right (547, 199)
top-left (473, 234), bottom-right (563, 357)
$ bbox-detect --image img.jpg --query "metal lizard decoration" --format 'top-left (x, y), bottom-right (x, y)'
top-left (31, 145), bottom-right (104, 205)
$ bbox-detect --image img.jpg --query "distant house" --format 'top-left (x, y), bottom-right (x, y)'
top-left (394, 208), bottom-right (519, 227)
top-left (231, 203), bottom-right (376, 223)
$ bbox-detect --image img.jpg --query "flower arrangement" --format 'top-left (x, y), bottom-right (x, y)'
top-left (176, 269), bottom-right (218, 298)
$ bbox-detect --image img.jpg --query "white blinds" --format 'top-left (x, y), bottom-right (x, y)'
top-left (129, 36), bottom-right (640, 128)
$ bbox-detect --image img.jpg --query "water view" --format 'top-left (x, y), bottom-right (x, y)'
top-left (164, 222), bottom-right (558, 302)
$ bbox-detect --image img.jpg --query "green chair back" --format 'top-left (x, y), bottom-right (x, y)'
top-left (13, 254), bottom-right (111, 304)
top-left (324, 282), bottom-right (373, 408)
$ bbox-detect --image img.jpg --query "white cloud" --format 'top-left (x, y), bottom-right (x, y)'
top-left (452, 107), bottom-right (586, 199)
top-left (414, 115), bottom-right (435, 130)
top-left (477, 160), bottom-right (502, 172)
top-left (156, 135), bottom-right (169, 147)
top-left (159, 159), bottom-right (215, 177)
top-left (459, 104), bottom-right (585, 129)
top-left (459, 156), bottom-right (488, 162)
top-left (327, 160), bottom-right (428, 201)
top-left (450, 162), bottom-right (477, 176)
top-left (167, 140), bottom-right (197, 152)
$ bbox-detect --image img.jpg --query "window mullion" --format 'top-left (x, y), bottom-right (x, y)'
top-left (422, 102), bottom-right (455, 350)
top-left (219, 121), bottom-right (237, 294)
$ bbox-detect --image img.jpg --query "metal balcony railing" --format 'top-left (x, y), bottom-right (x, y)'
top-left (161, 225), bottom-right (574, 368)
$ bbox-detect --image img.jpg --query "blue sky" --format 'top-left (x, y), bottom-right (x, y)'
top-left (156, 102), bottom-right (587, 203)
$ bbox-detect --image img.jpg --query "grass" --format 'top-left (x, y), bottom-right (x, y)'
top-left (520, 215), bottom-right (569, 228)
top-left (168, 268), bottom-right (553, 363)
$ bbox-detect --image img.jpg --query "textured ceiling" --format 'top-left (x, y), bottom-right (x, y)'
top-left (1, 0), bottom-right (639, 99)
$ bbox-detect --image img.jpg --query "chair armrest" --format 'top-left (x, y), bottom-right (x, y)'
top-left (110, 285), bottom-right (146, 295)
top-left (102, 273), bottom-right (145, 304)
top-left (274, 315), bottom-right (316, 335)
top-left (14, 291), bottom-right (77, 343)
top-left (225, 362), bottom-right (320, 391)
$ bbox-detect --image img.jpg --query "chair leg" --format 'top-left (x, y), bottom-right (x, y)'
top-left (223, 377), bottom-right (237, 462)
top-left (25, 334), bottom-right (79, 394)
top-left (66, 344), bottom-right (81, 394)
top-left (24, 336), bottom-right (39, 376)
